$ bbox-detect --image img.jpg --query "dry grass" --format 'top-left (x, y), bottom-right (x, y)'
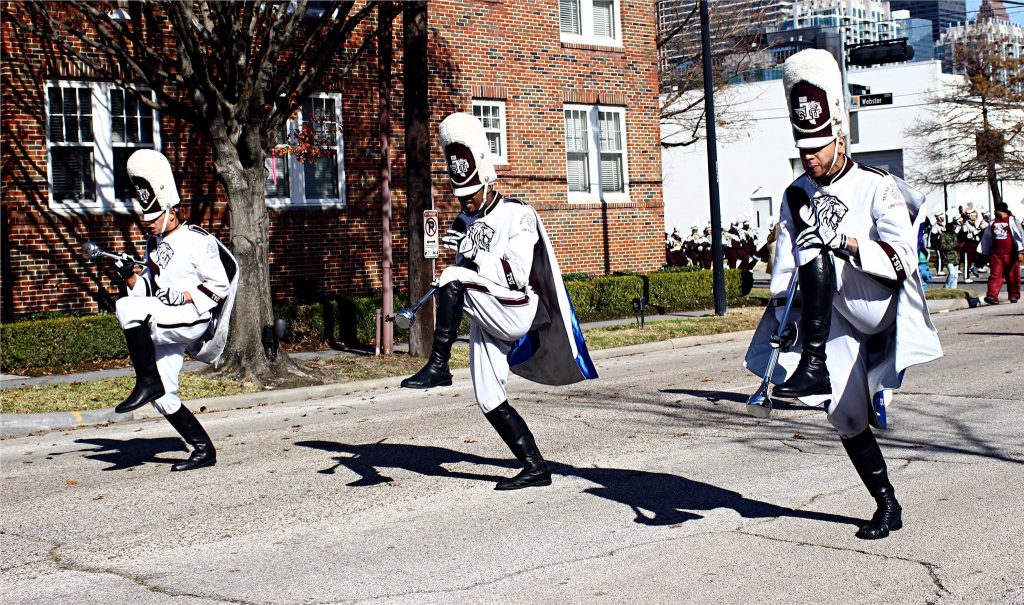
top-left (2, 308), bottom-right (767, 414)
top-left (1, 373), bottom-right (259, 415)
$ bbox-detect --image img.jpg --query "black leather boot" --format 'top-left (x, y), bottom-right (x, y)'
top-left (842, 428), bottom-right (902, 540)
top-left (401, 281), bottom-right (466, 389)
top-left (485, 402), bottom-right (552, 490)
top-left (165, 406), bottom-right (217, 472)
top-left (774, 252), bottom-right (834, 399)
top-left (115, 325), bottom-right (166, 414)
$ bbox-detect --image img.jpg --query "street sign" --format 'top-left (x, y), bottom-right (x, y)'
top-left (851, 93), bottom-right (892, 108)
top-left (423, 209), bottom-right (439, 259)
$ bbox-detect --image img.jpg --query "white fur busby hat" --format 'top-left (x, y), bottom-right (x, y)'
top-left (127, 149), bottom-right (180, 221)
top-left (439, 112), bottom-right (496, 198)
top-left (783, 49), bottom-right (847, 149)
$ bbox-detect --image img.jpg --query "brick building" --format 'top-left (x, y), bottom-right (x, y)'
top-left (0, 0), bottom-right (664, 320)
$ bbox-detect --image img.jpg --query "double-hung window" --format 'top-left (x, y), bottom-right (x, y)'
top-left (564, 104), bottom-right (628, 202)
top-left (559, 0), bottom-right (622, 47)
top-left (472, 100), bottom-right (508, 165)
top-left (46, 81), bottom-right (159, 213)
top-left (265, 92), bottom-right (346, 208)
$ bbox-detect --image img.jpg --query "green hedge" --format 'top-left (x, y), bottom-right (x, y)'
top-left (0, 269), bottom-right (748, 372)
top-left (1, 314), bottom-right (126, 370)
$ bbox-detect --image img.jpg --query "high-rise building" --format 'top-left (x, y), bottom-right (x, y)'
top-left (888, 1), bottom-right (966, 42)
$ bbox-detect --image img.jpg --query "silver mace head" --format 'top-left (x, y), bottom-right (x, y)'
top-left (745, 392), bottom-right (773, 418)
top-left (80, 241), bottom-right (103, 260)
top-left (393, 308), bottom-right (417, 331)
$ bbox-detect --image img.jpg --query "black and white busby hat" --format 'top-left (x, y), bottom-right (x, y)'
top-left (126, 149), bottom-right (180, 221)
top-left (439, 112), bottom-right (497, 198)
top-left (783, 49), bottom-right (847, 150)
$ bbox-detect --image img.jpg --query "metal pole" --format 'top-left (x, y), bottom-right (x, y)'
top-left (700, 0), bottom-right (727, 315)
top-left (379, 2), bottom-right (394, 354)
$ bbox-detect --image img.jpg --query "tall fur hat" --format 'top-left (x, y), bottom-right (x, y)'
top-left (126, 149), bottom-right (180, 221)
top-left (439, 112), bottom-right (497, 197)
top-left (783, 49), bottom-right (847, 149)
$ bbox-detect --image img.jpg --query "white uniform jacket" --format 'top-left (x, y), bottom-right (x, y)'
top-left (747, 161), bottom-right (942, 409)
top-left (458, 196), bottom-right (597, 385)
top-left (129, 223), bottom-right (239, 366)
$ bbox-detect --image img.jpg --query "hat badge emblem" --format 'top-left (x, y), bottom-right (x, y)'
top-left (449, 156), bottom-right (470, 177)
top-left (795, 96), bottom-right (823, 125)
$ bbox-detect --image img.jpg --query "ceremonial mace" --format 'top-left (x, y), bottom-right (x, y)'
top-left (79, 241), bottom-right (144, 266)
top-left (390, 216), bottom-right (468, 331)
top-left (744, 272), bottom-right (799, 418)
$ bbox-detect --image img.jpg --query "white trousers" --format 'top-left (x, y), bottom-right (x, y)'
top-left (825, 259), bottom-right (898, 437)
top-left (115, 297), bottom-right (211, 415)
top-left (438, 266), bottom-right (538, 413)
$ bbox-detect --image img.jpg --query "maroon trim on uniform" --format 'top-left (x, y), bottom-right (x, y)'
top-left (876, 241), bottom-right (907, 281)
top-left (478, 192), bottom-right (502, 217)
top-left (157, 318), bottom-right (211, 329)
top-left (463, 282), bottom-right (530, 306)
top-left (146, 237), bottom-right (160, 280)
top-left (500, 259), bottom-right (518, 290)
top-left (197, 283), bottom-right (223, 303)
top-left (814, 156), bottom-right (854, 187)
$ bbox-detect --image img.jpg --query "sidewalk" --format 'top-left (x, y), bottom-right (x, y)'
top-left (0, 291), bottom-right (970, 438)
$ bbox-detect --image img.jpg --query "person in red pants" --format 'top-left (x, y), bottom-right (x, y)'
top-left (979, 202), bottom-right (1024, 304)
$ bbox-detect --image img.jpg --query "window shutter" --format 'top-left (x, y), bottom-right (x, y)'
top-left (51, 148), bottom-right (94, 201)
top-left (559, 0), bottom-right (581, 35)
top-left (593, 0), bottom-right (615, 38)
top-left (599, 154), bottom-right (623, 193)
top-left (304, 155), bottom-right (339, 199)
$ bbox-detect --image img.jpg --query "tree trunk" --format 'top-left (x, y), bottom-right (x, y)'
top-left (209, 141), bottom-right (316, 386)
top-left (987, 161), bottom-right (1002, 207)
top-left (403, 1), bottom-right (433, 357)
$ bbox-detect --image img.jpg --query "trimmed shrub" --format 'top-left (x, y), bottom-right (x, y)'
top-left (1, 314), bottom-right (126, 371)
top-left (647, 268), bottom-right (743, 312)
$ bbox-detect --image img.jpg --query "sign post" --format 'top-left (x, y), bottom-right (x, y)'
top-left (423, 209), bottom-right (439, 259)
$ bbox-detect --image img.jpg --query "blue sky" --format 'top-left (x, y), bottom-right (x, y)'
top-left (965, 0), bottom-right (1024, 26)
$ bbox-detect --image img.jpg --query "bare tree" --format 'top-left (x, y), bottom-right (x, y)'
top-left (907, 34), bottom-right (1024, 206)
top-left (7, 1), bottom-right (383, 384)
top-left (658, 0), bottom-right (776, 148)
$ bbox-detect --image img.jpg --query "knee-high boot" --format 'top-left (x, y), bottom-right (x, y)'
top-left (164, 406), bottom-right (217, 472)
top-left (401, 281), bottom-right (466, 389)
top-left (485, 402), bottom-right (552, 490)
top-left (115, 325), bottom-right (166, 414)
top-left (774, 252), bottom-right (834, 399)
top-left (842, 428), bottom-right (902, 539)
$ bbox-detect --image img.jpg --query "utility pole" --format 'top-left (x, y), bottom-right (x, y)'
top-left (700, 0), bottom-right (727, 315)
top-left (404, 1), bottom-right (433, 357)
top-left (379, 2), bottom-right (395, 354)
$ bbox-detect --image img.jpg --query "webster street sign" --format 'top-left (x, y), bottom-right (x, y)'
top-left (851, 93), bottom-right (893, 108)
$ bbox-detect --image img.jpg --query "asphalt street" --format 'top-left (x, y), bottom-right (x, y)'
top-left (2, 303), bottom-right (1022, 605)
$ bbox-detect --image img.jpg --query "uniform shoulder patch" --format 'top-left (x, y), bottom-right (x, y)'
top-left (188, 224), bottom-right (211, 236)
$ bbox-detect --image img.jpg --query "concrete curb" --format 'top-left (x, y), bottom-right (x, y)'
top-left (0, 299), bottom-right (977, 438)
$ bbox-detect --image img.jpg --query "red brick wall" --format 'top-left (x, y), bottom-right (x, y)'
top-left (1, 1), bottom-right (662, 319)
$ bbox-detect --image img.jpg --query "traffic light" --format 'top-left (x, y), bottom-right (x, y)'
top-left (847, 38), bottom-right (915, 67)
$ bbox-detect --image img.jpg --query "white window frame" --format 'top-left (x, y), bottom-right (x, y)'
top-left (471, 100), bottom-right (508, 165)
top-left (564, 103), bottom-right (629, 203)
top-left (559, 0), bottom-right (623, 48)
top-left (265, 91), bottom-right (346, 209)
top-left (45, 80), bottom-right (161, 215)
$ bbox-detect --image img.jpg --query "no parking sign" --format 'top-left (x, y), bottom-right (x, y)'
top-left (423, 210), bottom-right (439, 259)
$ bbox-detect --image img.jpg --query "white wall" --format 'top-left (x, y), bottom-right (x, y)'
top-left (662, 60), bottom-right (1024, 244)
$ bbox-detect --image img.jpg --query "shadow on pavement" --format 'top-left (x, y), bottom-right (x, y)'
top-left (296, 439), bottom-right (514, 486)
top-left (296, 439), bottom-right (861, 528)
top-left (72, 437), bottom-right (186, 470)
top-left (662, 388), bottom-right (822, 412)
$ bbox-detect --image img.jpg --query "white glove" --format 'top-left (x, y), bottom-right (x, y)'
top-left (113, 252), bottom-right (136, 280)
top-left (440, 229), bottom-right (478, 260)
top-left (156, 287), bottom-right (187, 306)
top-left (796, 196), bottom-right (848, 251)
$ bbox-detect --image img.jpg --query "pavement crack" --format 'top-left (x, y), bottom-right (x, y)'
top-left (734, 529), bottom-right (949, 602)
top-left (47, 542), bottom-right (262, 605)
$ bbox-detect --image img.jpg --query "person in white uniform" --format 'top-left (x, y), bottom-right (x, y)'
top-left (745, 50), bottom-right (942, 539)
top-left (113, 149), bottom-right (238, 472)
top-left (401, 112), bottom-right (597, 490)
